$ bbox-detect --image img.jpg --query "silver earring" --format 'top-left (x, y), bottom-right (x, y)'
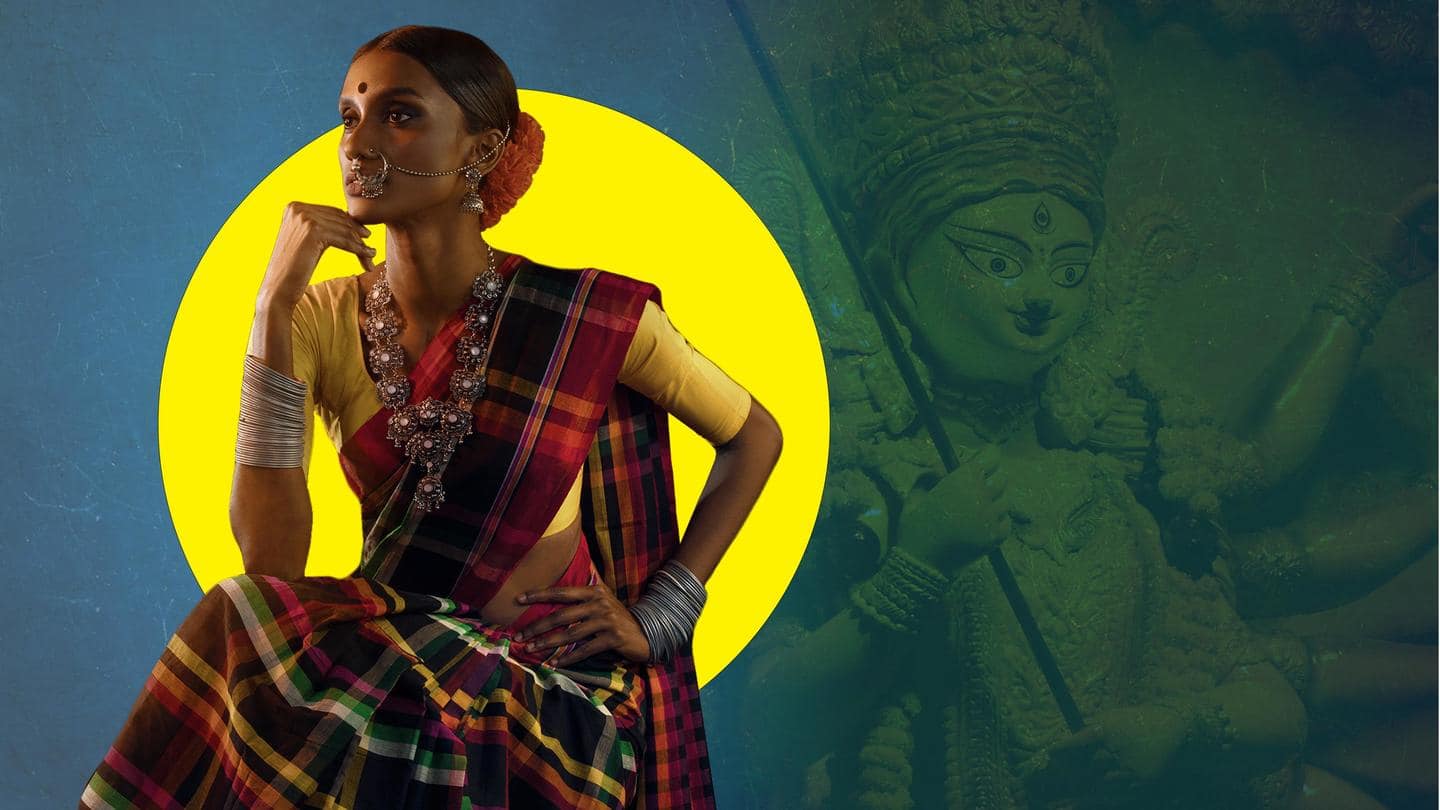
top-left (460, 166), bottom-right (485, 215)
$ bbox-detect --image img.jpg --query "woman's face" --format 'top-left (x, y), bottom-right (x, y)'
top-left (897, 191), bottom-right (1095, 385)
top-left (338, 50), bottom-right (500, 225)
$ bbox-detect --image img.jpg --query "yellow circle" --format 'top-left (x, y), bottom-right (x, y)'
top-left (159, 89), bottom-right (827, 686)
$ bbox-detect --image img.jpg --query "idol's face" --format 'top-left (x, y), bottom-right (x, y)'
top-left (899, 191), bottom-right (1095, 383)
top-left (337, 50), bottom-right (493, 225)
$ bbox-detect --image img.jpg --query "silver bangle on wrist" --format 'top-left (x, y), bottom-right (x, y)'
top-left (627, 558), bottom-right (707, 664)
top-left (236, 354), bottom-right (308, 468)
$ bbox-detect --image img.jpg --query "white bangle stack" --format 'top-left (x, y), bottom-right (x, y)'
top-left (627, 558), bottom-right (708, 664)
top-left (236, 354), bottom-right (308, 468)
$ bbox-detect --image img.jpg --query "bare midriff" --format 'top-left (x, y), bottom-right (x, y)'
top-left (478, 517), bottom-right (583, 626)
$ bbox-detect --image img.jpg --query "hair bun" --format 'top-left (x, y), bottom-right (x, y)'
top-left (479, 110), bottom-right (544, 230)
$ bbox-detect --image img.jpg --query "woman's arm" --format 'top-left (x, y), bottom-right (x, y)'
top-left (228, 200), bottom-right (373, 579)
top-left (607, 297), bottom-right (784, 580)
top-left (228, 293), bottom-right (314, 579)
top-left (671, 395), bottom-right (783, 583)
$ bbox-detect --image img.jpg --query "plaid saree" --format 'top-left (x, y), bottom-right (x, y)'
top-left (80, 258), bottom-right (716, 809)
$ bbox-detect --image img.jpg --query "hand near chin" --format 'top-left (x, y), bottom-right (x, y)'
top-left (512, 580), bottom-right (653, 667)
top-left (259, 202), bottom-right (378, 313)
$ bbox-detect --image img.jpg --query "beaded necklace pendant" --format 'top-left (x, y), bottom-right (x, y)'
top-left (363, 247), bottom-right (509, 513)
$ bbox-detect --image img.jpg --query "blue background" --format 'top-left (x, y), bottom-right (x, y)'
top-left (6, 1), bottom-right (1435, 807)
top-left (1, 2), bottom-right (777, 803)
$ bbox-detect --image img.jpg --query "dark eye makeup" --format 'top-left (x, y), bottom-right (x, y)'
top-left (340, 107), bottom-right (417, 127)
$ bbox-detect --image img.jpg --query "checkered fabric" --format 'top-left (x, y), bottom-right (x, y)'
top-left (80, 259), bottom-right (715, 809)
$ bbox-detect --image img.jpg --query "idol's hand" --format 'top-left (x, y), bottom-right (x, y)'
top-left (513, 580), bottom-right (653, 667)
top-left (1022, 703), bottom-right (1189, 803)
top-left (1088, 393), bottom-right (1151, 458)
top-left (897, 443), bottom-right (1011, 573)
top-left (1374, 182), bottom-right (1436, 286)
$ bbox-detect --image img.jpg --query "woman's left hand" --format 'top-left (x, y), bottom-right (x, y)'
top-left (513, 580), bottom-right (653, 667)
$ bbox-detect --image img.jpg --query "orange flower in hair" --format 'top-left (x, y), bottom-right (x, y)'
top-left (479, 111), bottom-right (544, 230)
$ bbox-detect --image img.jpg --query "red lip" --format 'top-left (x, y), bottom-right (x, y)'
top-left (345, 178), bottom-right (364, 197)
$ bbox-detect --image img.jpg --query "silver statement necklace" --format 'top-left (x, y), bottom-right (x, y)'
top-left (363, 244), bottom-right (508, 513)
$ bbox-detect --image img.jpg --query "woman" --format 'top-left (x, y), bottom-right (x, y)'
top-left (79, 25), bottom-right (781, 809)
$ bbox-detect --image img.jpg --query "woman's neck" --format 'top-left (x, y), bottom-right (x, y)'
top-left (381, 211), bottom-right (494, 327)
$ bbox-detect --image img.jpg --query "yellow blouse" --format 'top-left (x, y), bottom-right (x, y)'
top-left (289, 274), bottom-right (753, 536)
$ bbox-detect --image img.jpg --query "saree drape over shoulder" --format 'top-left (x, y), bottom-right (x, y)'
top-left (80, 258), bottom-right (721, 809)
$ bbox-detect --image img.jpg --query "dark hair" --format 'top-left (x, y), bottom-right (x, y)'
top-left (353, 26), bottom-right (518, 138)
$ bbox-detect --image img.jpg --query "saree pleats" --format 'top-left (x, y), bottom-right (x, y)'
top-left (82, 574), bottom-right (639, 809)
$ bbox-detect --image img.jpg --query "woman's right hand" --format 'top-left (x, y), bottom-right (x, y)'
top-left (896, 443), bottom-right (1012, 572)
top-left (258, 202), bottom-right (376, 312)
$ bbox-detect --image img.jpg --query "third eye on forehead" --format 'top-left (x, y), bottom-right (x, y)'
top-left (947, 224), bottom-right (1091, 255)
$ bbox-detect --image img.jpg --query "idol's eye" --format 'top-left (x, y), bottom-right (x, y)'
top-left (1050, 263), bottom-right (1089, 288)
top-left (947, 236), bottom-right (1023, 279)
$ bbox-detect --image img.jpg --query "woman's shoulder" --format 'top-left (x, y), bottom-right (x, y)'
top-left (300, 273), bottom-right (363, 306)
top-left (290, 274), bottom-right (366, 400)
top-left (517, 258), bottom-right (651, 291)
top-left (578, 267), bottom-right (661, 310)
top-left (293, 274), bottom-right (364, 329)
top-left (513, 261), bottom-right (659, 321)
top-left (589, 266), bottom-right (654, 290)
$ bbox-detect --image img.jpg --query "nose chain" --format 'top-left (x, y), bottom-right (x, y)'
top-left (349, 122), bottom-right (512, 197)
